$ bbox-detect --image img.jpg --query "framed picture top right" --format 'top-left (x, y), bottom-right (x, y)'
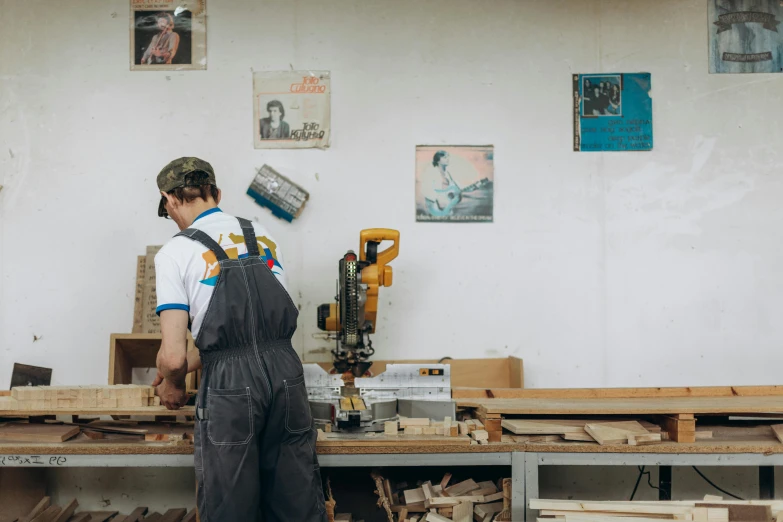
top-left (709, 0), bottom-right (783, 74)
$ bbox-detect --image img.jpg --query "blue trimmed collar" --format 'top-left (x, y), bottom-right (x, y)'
top-left (194, 207), bottom-right (222, 223)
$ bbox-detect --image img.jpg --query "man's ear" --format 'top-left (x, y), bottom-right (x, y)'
top-left (162, 191), bottom-right (177, 207)
top-left (215, 189), bottom-right (222, 205)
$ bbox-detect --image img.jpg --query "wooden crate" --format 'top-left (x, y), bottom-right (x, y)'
top-left (317, 356), bottom-right (524, 389)
top-left (109, 334), bottom-right (198, 393)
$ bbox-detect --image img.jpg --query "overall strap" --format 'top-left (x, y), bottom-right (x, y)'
top-left (237, 217), bottom-right (260, 257)
top-left (176, 228), bottom-right (229, 261)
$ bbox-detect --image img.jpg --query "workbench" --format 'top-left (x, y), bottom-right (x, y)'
top-left (2, 438), bottom-right (783, 521)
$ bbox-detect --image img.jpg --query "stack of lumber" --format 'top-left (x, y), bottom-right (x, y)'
top-left (529, 497), bottom-right (783, 521)
top-left (0, 386), bottom-right (159, 411)
top-left (501, 419), bottom-right (672, 446)
top-left (3, 497), bottom-right (196, 522)
top-left (391, 475), bottom-right (511, 521)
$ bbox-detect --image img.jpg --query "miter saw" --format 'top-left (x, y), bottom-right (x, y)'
top-left (317, 228), bottom-right (400, 379)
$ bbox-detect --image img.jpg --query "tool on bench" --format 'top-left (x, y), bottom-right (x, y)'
top-left (317, 228), bottom-right (400, 378)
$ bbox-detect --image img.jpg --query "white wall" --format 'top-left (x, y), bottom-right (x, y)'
top-left (2, 0), bottom-right (783, 391)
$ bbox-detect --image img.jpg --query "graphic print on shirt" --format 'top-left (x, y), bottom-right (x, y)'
top-left (200, 233), bottom-right (282, 286)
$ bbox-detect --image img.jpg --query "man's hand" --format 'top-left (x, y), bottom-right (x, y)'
top-left (151, 370), bottom-right (164, 387)
top-left (156, 377), bottom-right (187, 410)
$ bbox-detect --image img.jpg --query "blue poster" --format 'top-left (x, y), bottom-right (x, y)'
top-left (709, 0), bottom-right (783, 74)
top-left (573, 73), bottom-right (653, 152)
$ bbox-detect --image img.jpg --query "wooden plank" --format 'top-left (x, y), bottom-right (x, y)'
top-left (30, 507), bottom-right (60, 522)
top-left (454, 385), bottom-right (783, 400)
top-left (422, 482), bottom-right (434, 500)
top-left (501, 419), bottom-right (589, 435)
top-left (52, 500), bottom-right (78, 522)
top-left (142, 515), bottom-right (162, 522)
top-left (696, 503), bottom-right (771, 522)
top-left (0, 424), bottom-right (80, 443)
top-left (141, 246), bottom-right (162, 334)
top-left (404, 488), bottom-right (425, 504)
top-left (424, 513), bottom-right (451, 522)
top-left (508, 356), bottom-right (524, 388)
top-left (159, 509), bottom-right (187, 522)
top-left (529, 499), bottom-right (693, 515)
top-left (20, 498), bottom-right (51, 522)
top-left (179, 510), bottom-right (196, 522)
top-left (476, 396), bottom-right (783, 415)
top-left (77, 512), bottom-right (117, 522)
top-left (67, 515), bottom-right (92, 522)
top-left (0, 406), bottom-right (195, 417)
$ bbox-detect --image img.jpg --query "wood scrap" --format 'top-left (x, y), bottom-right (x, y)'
top-left (474, 502), bottom-right (503, 518)
top-left (124, 507), bottom-right (148, 522)
top-left (0, 423), bottom-right (79, 443)
top-left (772, 424), bottom-right (783, 444)
top-left (20, 497), bottom-right (51, 522)
top-left (143, 514), bottom-right (162, 522)
top-left (439, 473), bottom-right (452, 493)
top-left (76, 511), bottom-right (117, 522)
top-left (471, 430), bottom-right (489, 442)
top-left (404, 488), bottom-right (425, 504)
top-left (51, 500), bottom-right (78, 522)
top-left (399, 418), bottom-right (430, 428)
top-left (30, 506), bottom-right (60, 522)
top-left (584, 421), bottom-right (649, 445)
top-left (445, 479), bottom-right (479, 497)
top-left (451, 501), bottom-right (472, 522)
top-left (384, 421), bottom-right (398, 435)
top-left (159, 509), bottom-right (187, 522)
top-left (627, 433), bottom-right (662, 446)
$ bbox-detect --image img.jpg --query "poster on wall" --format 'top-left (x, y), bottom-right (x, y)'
top-left (572, 73), bottom-right (653, 152)
top-left (709, 0), bottom-right (782, 74)
top-left (130, 0), bottom-right (207, 71)
top-left (253, 71), bottom-right (331, 149)
top-left (415, 145), bottom-right (494, 223)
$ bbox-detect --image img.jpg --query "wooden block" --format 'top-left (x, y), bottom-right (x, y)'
top-left (144, 514), bottom-right (163, 522)
top-left (404, 488), bottom-right (425, 504)
top-left (772, 424), bottom-right (783, 443)
top-left (480, 418), bottom-right (502, 432)
top-left (696, 430), bottom-right (713, 440)
top-left (384, 421), bottom-right (398, 435)
top-left (474, 502), bottom-right (503, 518)
top-left (487, 431), bottom-right (502, 443)
top-left (67, 515), bottom-right (92, 522)
top-left (424, 513), bottom-right (451, 522)
top-left (458, 421), bottom-right (468, 435)
top-left (475, 481), bottom-right (498, 493)
top-left (83, 430), bottom-right (105, 440)
top-left (449, 425), bottom-right (458, 437)
top-left (659, 415), bottom-right (697, 443)
top-left (334, 515), bottom-right (353, 522)
top-left (627, 433), bottom-right (662, 446)
top-left (422, 482), bottom-right (434, 500)
top-left (52, 499), bottom-right (78, 522)
top-left (404, 427), bottom-right (423, 435)
top-left (434, 427), bottom-right (444, 435)
top-left (452, 501), bottom-right (473, 522)
top-left (445, 479), bottom-right (479, 497)
top-left (399, 418), bottom-right (430, 428)
top-left (471, 430), bottom-right (489, 442)
top-left (424, 497), bottom-right (460, 508)
top-left (422, 427), bottom-right (436, 435)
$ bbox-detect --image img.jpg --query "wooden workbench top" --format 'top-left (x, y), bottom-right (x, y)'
top-left (2, 438), bottom-right (783, 456)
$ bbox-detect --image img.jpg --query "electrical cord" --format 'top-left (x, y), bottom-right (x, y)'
top-left (629, 466), bottom-right (668, 500)
top-left (691, 466), bottom-right (744, 500)
top-left (629, 466), bottom-right (744, 501)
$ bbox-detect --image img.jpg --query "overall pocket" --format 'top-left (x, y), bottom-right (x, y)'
top-left (206, 387), bottom-right (253, 445)
top-left (284, 376), bottom-right (312, 433)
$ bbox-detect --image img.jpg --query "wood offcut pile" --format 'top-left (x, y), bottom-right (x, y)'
top-left (370, 471), bottom-right (512, 522)
top-left (5, 497), bottom-right (196, 522)
top-left (0, 419), bottom-right (194, 444)
top-left (0, 386), bottom-right (160, 410)
top-left (501, 419), bottom-right (683, 446)
top-left (530, 496), bottom-right (783, 522)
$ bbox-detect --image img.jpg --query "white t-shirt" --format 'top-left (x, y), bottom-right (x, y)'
top-left (154, 208), bottom-right (289, 338)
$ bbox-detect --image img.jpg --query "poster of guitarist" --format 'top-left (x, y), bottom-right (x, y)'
top-left (416, 145), bottom-right (494, 222)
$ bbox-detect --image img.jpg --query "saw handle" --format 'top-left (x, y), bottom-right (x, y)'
top-left (359, 229), bottom-right (400, 266)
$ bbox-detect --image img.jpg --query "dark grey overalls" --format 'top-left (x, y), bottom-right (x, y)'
top-left (177, 217), bottom-right (326, 522)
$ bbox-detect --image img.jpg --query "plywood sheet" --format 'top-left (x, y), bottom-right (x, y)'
top-left (453, 385), bottom-right (783, 400)
top-left (501, 419), bottom-right (589, 435)
top-left (477, 396), bottom-right (783, 415)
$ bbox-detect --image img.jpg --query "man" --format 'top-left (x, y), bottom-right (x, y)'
top-left (152, 157), bottom-right (326, 521)
top-left (259, 100), bottom-right (291, 139)
top-left (141, 12), bottom-right (180, 65)
top-left (422, 150), bottom-right (461, 216)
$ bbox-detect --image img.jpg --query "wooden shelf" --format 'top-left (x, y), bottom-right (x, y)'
top-left (109, 334), bottom-right (198, 392)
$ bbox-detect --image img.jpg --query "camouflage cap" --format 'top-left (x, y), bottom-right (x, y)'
top-left (157, 157), bottom-right (216, 193)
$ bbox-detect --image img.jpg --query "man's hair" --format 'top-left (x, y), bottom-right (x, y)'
top-left (156, 12), bottom-right (174, 27)
top-left (432, 150), bottom-right (448, 167)
top-left (158, 171), bottom-right (219, 218)
top-left (266, 100), bottom-right (285, 119)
